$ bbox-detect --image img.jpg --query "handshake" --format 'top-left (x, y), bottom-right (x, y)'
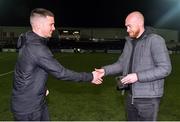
top-left (91, 68), bottom-right (105, 85)
top-left (91, 68), bottom-right (138, 85)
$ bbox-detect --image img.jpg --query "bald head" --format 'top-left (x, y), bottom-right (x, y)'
top-left (125, 11), bottom-right (145, 38)
top-left (126, 11), bottom-right (144, 26)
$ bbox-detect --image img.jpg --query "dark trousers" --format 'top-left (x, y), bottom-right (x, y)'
top-left (13, 104), bottom-right (50, 121)
top-left (125, 94), bottom-right (161, 121)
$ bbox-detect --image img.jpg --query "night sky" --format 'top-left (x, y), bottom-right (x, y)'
top-left (0, 0), bottom-right (180, 30)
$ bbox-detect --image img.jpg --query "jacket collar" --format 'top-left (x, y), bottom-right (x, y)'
top-left (17, 31), bottom-right (48, 49)
top-left (26, 31), bottom-right (48, 45)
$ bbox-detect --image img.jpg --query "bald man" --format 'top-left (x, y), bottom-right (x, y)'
top-left (95, 11), bottom-right (171, 121)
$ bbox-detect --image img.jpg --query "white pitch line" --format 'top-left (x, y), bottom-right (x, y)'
top-left (0, 70), bottom-right (14, 77)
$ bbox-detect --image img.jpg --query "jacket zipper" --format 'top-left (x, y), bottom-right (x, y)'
top-left (131, 95), bottom-right (134, 104)
top-left (131, 84), bottom-right (134, 104)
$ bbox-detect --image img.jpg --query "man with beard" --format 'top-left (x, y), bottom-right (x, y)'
top-left (95, 11), bottom-right (172, 121)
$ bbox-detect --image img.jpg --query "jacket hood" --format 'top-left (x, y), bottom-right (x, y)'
top-left (144, 26), bottom-right (156, 35)
top-left (17, 31), bottom-right (48, 49)
top-left (17, 33), bottom-right (26, 49)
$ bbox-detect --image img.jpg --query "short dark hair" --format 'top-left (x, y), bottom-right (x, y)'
top-left (30, 8), bottom-right (54, 25)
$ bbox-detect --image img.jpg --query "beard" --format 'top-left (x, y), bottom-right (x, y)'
top-left (128, 28), bottom-right (140, 39)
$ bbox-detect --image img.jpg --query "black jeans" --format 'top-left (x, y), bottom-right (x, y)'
top-left (13, 104), bottom-right (50, 121)
top-left (125, 93), bottom-right (161, 121)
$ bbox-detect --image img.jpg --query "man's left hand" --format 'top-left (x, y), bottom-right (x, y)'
top-left (121, 73), bottom-right (138, 84)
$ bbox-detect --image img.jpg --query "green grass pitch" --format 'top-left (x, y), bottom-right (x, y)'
top-left (0, 52), bottom-right (179, 120)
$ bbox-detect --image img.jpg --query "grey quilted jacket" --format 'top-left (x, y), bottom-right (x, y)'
top-left (103, 29), bottom-right (172, 98)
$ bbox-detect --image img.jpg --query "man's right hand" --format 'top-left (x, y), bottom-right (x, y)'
top-left (91, 71), bottom-right (103, 84)
top-left (90, 68), bottom-right (105, 85)
top-left (95, 68), bottom-right (105, 77)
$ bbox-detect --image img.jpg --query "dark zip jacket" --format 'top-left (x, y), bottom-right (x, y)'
top-left (11, 31), bottom-right (93, 114)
